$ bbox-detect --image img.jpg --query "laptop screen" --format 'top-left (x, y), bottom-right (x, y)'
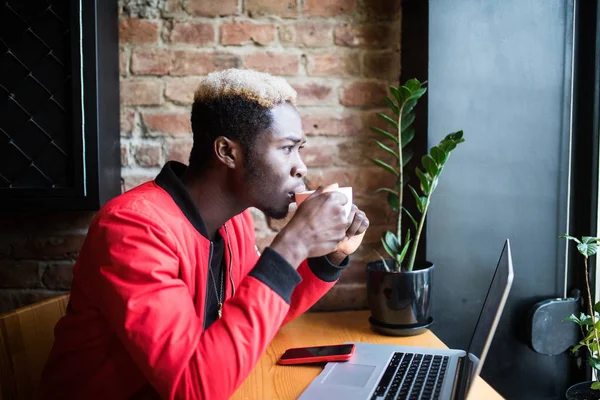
top-left (465, 240), bottom-right (514, 384)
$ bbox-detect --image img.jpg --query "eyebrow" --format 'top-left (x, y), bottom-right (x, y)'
top-left (282, 136), bottom-right (306, 144)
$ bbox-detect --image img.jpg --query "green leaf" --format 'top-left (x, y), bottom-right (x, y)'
top-left (402, 99), bottom-right (417, 117)
top-left (583, 236), bottom-right (600, 244)
top-left (430, 146), bottom-right (447, 165)
top-left (385, 231), bottom-right (400, 253)
top-left (376, 140), bottom-right (399, 159)
top-left (387, 192), bottom-right (399, 212)
top-left (403, 148), bottom-right (414, 167)
top-left (401, 127), bottom-right (415, 147)
top-left (446, 130), bottom-right (464, 142)
top-left (592, 382), bottom-right (600, 390)
top-left (564, 314), bottom-right (580, 324)
top-left (399, 86), bottom-right (412, 104)
top-left (381, 237), bottom-right (396, 258)
top-left (440, 140), bottom-right (457, 153)
top-left (403, 207), bottom-right (419, 229)
top-left (383, 96), bottom-right (399, 115)
top-left (408, 87), bottom-right (427, 100)
top-left (370, 127), bottom-right (399, 144)
top-left (409, 184), bottom-right (426, 213)
top-left (372, 159), bottom-right (399, 177)
top-left (404, 79), bottom-right (421, 93)
top-left (422, 155), bottom-right (439, 178)
top-left (376, 113), bottom-right (398, 130)
top-left (578, 242), bottom-right (598, 257)
top-left (401, 112), bottom-right (416, 131)
top-left (589, 356), bottom-right (600, 370)
top-left (416, 167), bottom-right (431, 196)
top-left (389, 86), bottom-right (402, 104)
top-left (398, 232), bottom-right (412, 262)
top-left (594, 302), bottom-right (600, 314)
top-left (560, 234), bottom-right (581, 244)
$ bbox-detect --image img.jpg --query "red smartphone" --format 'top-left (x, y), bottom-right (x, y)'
top-left (278, 344), bottom-right (355, 365)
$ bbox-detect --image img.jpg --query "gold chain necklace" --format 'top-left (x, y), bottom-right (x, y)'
top-left (208, 260), bottom-right (225, 318)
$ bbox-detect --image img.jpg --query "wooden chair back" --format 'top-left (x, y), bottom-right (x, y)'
top-left (0, 294), bottom-right (69, 400)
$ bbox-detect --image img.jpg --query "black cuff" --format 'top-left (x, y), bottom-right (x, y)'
top-left (307, 255), bottom-right (350, 282)
top-left (249, 247), bottom-right (302, 304)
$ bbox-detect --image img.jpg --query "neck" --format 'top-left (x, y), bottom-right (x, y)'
top-left (182, 167), bottom-right (246, 240)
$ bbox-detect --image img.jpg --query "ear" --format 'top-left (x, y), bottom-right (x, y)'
top-left (214, 136), bottom-right (243, 169)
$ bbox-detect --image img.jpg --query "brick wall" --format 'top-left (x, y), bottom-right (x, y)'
top-left (0, 0), bottom-right (401, 313)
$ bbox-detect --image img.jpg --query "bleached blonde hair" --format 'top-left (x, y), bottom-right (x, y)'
top-left (193, 68), bottom-right (297, 108)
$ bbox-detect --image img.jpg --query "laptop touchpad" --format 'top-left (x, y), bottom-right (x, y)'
top-left (322, 363), bottom-right (376, 387)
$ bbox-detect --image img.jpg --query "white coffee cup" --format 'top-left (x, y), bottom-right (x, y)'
top-left (294, 184), bottom-right (353, 218)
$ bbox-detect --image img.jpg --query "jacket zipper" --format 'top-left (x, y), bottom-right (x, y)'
top-left (223, 223), bottom-right (235, 298)
top-left (202, 242), bottom-right (214, 331)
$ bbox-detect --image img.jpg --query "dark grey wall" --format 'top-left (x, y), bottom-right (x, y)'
top-left (427, 1), bottom-right (575, 398)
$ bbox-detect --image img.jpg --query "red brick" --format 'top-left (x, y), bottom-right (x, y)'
top-left (170, 21), bottom-right (215, 45)
top-left (363, 51), bottom-right (401, 80)
top-left (165, 77), bottom-right (202, 104)
top-left (166, 140), bottom-right (193, 163)
top-left (120, 79), bottom-right (162, 106)
top-left (122, 174), bottom-right (155, 191)
top-left (131, 48), bottom-right (171, 75)
top-left (244, 52), bottom-right (300, 76)
top-left (246, 0), bottom-right (297, 18)
top-left (121, 144), bottom-right (129, 167)
top-left (359, 201), bottom-right (393, 226)
top-left (220, 21), bottom-right (276, 46)
top-left (119, 48), bottom-right (129, 75)
top-left (290, 81), bottom-right (336, 106)
top-left (334, 23), bottom-right (392, 48)
top-left (362, 0), bottom-right (402, 19)
top-left (307, 52), bottom-right (360, 77)
top-left (41, 261), bottom-right (74, 290)
top-left (304, 168), bottom-right (358, 190)
top-left (119, 18), bottom-right (160, 44)
top-left (301, 140), bottom-right (337, 167)
top-left (142, 112), bottom-right (192, 137)
top-left (336, 138), bottom-right (372, 166)
top-left (0, 261), bottom-right (41, 288)
top-left (13, 234), bottom-right (86, 259)
top-left (120, 109), bottom-right (136, 137)
top-left (310, 283), bottom-right (367, 311)
top-left (170, 50), bottom-right (242, 76)
top-left (187, 0), bottom-right (240, 16)
top-left (279, 21), bottom-right (332, 47)
top-left (133, 144), bottom-right (163, 167)
top-left (300, 110), bottom-right (363, 136)
top-left (340, 80), bottom-right (387, 107)
top-left (357, 167), bottom-right (396, 192)
top-left (303, 0), bottom-right (356, 17)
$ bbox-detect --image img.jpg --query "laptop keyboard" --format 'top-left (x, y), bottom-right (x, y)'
top-left (370, 352), bottom-right (449, 400)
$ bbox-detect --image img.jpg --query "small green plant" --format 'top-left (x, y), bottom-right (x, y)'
top-left (562, 234), bottom-right (600, 389)
top-left (371, 78), bottom-right (465, 272)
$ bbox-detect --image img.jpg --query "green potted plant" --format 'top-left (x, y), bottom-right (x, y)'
top-left (562, 234), bottom-right (600, 400)
top-left (366, 78), bottom-right (465, 336)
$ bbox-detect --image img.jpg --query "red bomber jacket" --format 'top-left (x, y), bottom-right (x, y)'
top-left (39, 162), bottom-right (348, 400)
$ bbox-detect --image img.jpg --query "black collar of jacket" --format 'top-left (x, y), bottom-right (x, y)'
top-left (155, 161), bottom-right (209, 239)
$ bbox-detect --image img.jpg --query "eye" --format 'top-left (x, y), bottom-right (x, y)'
top-left (299, 145), bottom-right (305, 151)
top-left (282, 146), bottom-right (294, 154)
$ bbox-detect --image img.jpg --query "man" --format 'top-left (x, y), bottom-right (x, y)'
top-left (40, 69), bottom-right (369, 399)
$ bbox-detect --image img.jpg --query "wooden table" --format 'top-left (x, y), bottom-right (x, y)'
top-left (232, 311), bottom-right (503, 400)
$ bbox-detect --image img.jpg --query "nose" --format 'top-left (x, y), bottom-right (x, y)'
top-left (292, 155), bottom-right (307, 179)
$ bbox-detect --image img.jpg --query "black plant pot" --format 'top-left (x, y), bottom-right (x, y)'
top-left (366, 259), bottom-right (434, 336)
top-left (566, 381), bottom-right (600, 400)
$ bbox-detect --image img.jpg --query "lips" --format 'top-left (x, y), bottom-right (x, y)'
top-left (288, 184), bottom-right (307, 202)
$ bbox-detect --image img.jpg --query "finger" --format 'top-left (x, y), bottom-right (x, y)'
top-left (356, 214), bottom-right (370, 234)
top-left (346, 204), bottom-right (358, 227)
top-left (345, 212), bottom-right (364, 238)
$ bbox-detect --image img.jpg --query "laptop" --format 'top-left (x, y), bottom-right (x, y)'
top-left (299, 239), bottom-right (514, 400)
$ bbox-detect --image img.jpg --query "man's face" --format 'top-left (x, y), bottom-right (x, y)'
top-left (238, 102), bottom-right (307, 219)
